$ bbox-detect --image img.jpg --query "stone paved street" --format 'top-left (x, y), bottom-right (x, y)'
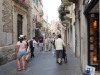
top-left (0, 46), bottom-right (82, 75)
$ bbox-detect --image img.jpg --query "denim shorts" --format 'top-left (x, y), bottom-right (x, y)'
top-left (56, 50), bottom-right (63, 58)
top-left (17, 50), bottom-right (27, 57)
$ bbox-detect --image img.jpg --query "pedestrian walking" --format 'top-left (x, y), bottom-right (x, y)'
top-left (23, 35), bottom-right (31, 62)
top-left (55, 34), bottom-right (65, 65)
top-left (30, 37), bottom-right (37, 58)
top-left (44, 37), bottom-right (49, 52)
top-left (25, 40), bottom-right (31, 62)
top-left (51, 37), bottom-right (56, 56)
top-left (38, 34), bottom-right (44, 52)
top-left (48, 37), bottom-right (52, 51)
top-left (16, 35), bottom-right (27, 71)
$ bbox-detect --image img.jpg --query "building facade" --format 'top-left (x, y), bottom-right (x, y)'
top-left (31, 0), bottom-right (43, 38)
top-left (69, 0), bottom-right (100, 72)
top-left (60, 0), bottom-right (100, 73)
top-left (0, 0), bottom-right (31, 65)
top-left (60, 0), bottom-right (75, 53)
top-left (83, 0), bottom-right (99, 71)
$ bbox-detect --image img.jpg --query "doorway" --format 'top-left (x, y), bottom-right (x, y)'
top-left (17, 14), bottom-right (23, 40)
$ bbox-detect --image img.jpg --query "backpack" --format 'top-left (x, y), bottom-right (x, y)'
top-left (29, 40), bottom-right (33, 48)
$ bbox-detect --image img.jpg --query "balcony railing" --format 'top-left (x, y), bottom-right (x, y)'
top-left (62, 20), bottom-right (69, 27)
top-left (68, 0), bottom-right (78, 3)
top-left (64, 15), bottom-right (72, 22)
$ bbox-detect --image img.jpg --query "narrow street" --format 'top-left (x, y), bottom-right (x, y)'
top-left (0, 46), bottom-right (82, 75)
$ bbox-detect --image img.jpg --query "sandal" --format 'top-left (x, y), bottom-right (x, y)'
top-left (17, 68), bottom-right (21, 71)
top-left (26, 60), bottom-right (28, 63)
top-left (22, 68), bottom-right (26, 71)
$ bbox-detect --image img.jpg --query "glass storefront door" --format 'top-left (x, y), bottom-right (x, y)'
top-left (88, 13), bottom-right (99, 70)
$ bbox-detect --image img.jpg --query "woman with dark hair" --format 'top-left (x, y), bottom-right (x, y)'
top-left (16, 35), bottom-right (27, 71)
top-left (55, 34), bottom-right (65, 65)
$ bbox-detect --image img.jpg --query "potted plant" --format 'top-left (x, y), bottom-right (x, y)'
top-left (36, 22), bottom-right (42, 29)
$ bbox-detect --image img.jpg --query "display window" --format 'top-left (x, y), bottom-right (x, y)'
top-left (88, 13), bottom-right (99, 70)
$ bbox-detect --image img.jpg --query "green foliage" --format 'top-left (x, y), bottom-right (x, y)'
top-left (63, 2), bottom-right (71, 6)
top-left (58, 0), bottom-right (71, 20)
top-left (35, 29), bottom-right (40, 37)
top-left (58, 5), bottom-right (64, 14)
top-left (36, 22), bottom-right (42, 29)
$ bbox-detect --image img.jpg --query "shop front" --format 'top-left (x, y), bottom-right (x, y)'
top-left (84, 0), bottom-right (99, 71)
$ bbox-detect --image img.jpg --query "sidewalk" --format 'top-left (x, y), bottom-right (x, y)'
top-left (0, 46), bottom-right (82, 75)
top-left (96, 72), bottom-right (100, 75)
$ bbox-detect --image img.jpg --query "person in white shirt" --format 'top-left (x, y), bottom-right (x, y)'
top-left (30, 37), bottom-right (37, 58)
top-left (55, 34), bottom-right (65, 65)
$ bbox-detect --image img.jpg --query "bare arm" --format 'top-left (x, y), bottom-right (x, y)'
top-left (62, 40), bottom-right (66, 47)
top-left (15, 45), bottom-right (19, 53)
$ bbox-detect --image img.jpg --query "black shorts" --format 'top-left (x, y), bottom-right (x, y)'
top-left (56, 50), bottom-right (63, 58)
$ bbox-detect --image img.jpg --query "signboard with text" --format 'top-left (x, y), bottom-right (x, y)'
top-left (85, 65), bottom-right (95, 75)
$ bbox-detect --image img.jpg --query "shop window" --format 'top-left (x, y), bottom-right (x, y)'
top-left (89, 14), bottom-right (99, 70)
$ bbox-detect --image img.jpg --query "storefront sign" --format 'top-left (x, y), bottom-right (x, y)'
top-left (85, 65), bottom-right (95, 75)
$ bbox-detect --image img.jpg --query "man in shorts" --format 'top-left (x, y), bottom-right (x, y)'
top-left (55, 34), bottom-right (65, 65)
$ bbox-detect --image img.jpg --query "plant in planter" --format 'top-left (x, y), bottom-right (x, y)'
top-left (36, 22), bottom-right (42, 29)
top-left (58, 0), bottom-right (71, 21)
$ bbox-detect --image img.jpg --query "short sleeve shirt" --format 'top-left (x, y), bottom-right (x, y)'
top-left (33, 40), bottom-right (37, 47)
top-left (16, 41), bottom-right (27, 51)
top-left (55, 38), bottom-right (65, 50)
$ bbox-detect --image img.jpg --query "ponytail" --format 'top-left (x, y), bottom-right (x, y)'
top-left (19, 38), bottom-right (23, 43)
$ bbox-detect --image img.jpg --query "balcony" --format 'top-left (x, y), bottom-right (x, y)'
top-left (62, 20), bottom-right (69, 27)
top-left (68, 0), bottom-right (78, 3)
top-left (65, 8), bottom-right (70, 14)
top-left (69, 0), bottom-right (75, 2)
top-left (61, 15), bottom-right (72, 27)
top-left (13, 0), bottom-right (30, 9)
top-left (64, 15), bottom-right (72, 22)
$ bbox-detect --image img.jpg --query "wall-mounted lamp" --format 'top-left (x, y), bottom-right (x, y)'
top-left (93, 20), bottom-right (97, 29)
top-left (93, 55), bottom-right (97, 62)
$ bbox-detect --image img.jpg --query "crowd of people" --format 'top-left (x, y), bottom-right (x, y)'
top-left (15, 34), bottom-right (67, 71)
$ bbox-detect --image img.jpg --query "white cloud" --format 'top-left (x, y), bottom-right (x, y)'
top-left (42, 0), bottom-right (61, 23)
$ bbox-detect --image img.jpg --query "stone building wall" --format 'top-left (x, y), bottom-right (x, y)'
top-left (2, 0), bottom-right (13, 33)
top-left (0, 0), bottom-right (32, 65)
top-left (0, 45), bottom-right (15, 65)
top-left (80, 2), bottom-right (88, 70)
top-left (0, 0), bottom-right (15, 65)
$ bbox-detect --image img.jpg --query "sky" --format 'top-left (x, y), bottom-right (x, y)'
top-left (42, 0), bottom-right (61, 23)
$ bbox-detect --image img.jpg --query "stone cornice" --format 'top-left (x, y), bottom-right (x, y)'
top-left (12, 0), bottom-right (30, 9)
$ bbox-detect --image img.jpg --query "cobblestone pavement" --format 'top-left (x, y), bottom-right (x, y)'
top-left (0, 46), bottom-right (83, 75)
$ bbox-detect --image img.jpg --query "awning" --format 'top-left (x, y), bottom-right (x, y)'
top-left (84, 0), bottom-right (99, 14)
